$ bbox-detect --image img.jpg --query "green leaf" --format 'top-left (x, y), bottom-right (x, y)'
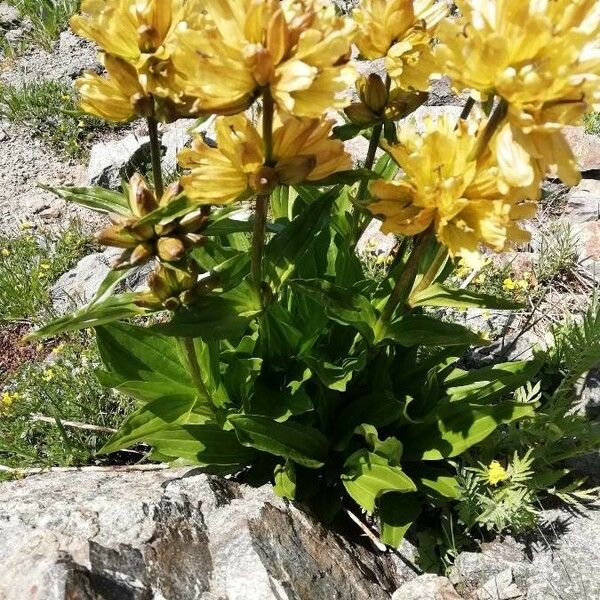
top-left (26, 294), bottom-right (148, 341)
top-left (332, 122), bottom-right (369, 141)
top-left (410, 283), bottom-right (523, 310)
top-left (152, 280), bottom-right (260, 339)
top-left (378, 492), bottom-right (421, 548)
top-left (302, 352), bottom-right (367, 392)
top-left (444, 359), bottom-right (543, 404)
top-left (250, 376), bottom-right (313, 422)
top-left (355, 424), bottom-right (403, 466)
top-left (100, 394), bottom-right (199, 454)
top-left (274, 461), bottom-right (297, 499)
top-left (95, 322), bottom-right (196, 399)
top-left (385, 315), bottom-right (487, 347)
top-left (291, 279), bottom-right (377, 343)
top-left (402, 401), bottom-right (536, 461)
top-left (40, 184), bottom-right (130, 216)
top-left (265, 188), bottom-right (335, 288)
top-left (342, 449), bottom-right (416, 513)
top-left (146, 423), bottom-right (258, 469)
top-left (417, 468), bottom-right (460, 499)
top-left (308, 169), bottom-right (380, 187)
top-left (135, 195), bottom-right (195, 227)
top-left (228, 414), bottom-right (329, 469)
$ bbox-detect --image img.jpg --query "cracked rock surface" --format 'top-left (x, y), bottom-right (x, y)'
top-left (0, 468), bottom-right (407, 600)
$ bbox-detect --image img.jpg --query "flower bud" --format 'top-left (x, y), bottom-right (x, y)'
top-left (129, 242), bottom-right (155, 266)
top-left (362, 74), bottom-right (388, 114)
top-left (95, 225), bottom-right (139, 248)
top-left (159, 180), bottom-right (184, 206)
top-left (157, 237), bottom-right (186, 262)
top-left (178, 208), bottom-right (207, 233)
top-left (250, 166), bottom-right (279, 194)
top-left (344, 103), bottom-right (377, 125)
top-left (129, 173), bottom-right (158, 217)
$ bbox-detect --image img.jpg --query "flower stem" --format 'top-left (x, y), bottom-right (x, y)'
top-left (147, 116), bottom-right (164, 198)
top-left (251, 89), bottom-right (275, 306)
top-left (376, 232), bottom-right (432, 335)
top-left (460, 96), bottom-right (476, 120)
top-left (468, 98), bottom-right (508, 162)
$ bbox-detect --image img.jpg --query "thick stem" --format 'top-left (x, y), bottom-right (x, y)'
top-left (356, 122), bottom-right (383, 204)
top-left (178, 337), bottom-right (213, 404)
top-left (460, 96), bottom-right (476, 120)
top-left (262, 88), bottom-right (275, 166)
top-left (377, 232), bottom-right (432, 331)
top-left (468, 98), bottom-right (508, 162)
top-left (147, 116), bottom-right (164, 198)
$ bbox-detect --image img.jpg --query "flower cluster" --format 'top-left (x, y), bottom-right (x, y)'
top-left (435, 0), bottom-right (600, 189)
top-left (368, 115), bottom-right (535, 266)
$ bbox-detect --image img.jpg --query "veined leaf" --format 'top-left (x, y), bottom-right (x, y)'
top-left (26, 294), bottom-right (148, 341)
top-left (402, 401), bottom-right (536, 461)
top-left (100, 394), bottom-right (199, 454)
top-left (135, 195), bottom-right (195, 227)
top-left (410, 283), bottom-right (523, 310)
top-left (417, 468), bottom-right (460, 499)
top-left (146, 423), bottom-right (257, 468)
top-left (378, 492), bottom-right (421, 548)
top-left (274, 461), bottom-right (297, 499)
top-left (40, 184), bottom-right (130, 216)
top-left (229, 414), bottom-right (329, 469)
top-left (385, 315), bottom-right (487, 347)
top-left (291, 279), bottom-right (377, 343)
top-left (342, 449), bottom-right (416, 513)
top-left (307, 169), bottom-right (380, 187)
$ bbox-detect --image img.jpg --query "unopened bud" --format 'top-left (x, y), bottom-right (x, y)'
top-left (129, 242), bottom-right (154, 266)
top-left (178, 208), bottom-right (207, 233)
top-left (160, 180), bottom-right (184, 206)
top-left (95, 225), bottom-right (139, 248)
top-left (363, 74), bottom-right (388, 114)
top-left (157, 237), bottom-right (186, 262)
top-left (129, 173), bottom-right (158, 217)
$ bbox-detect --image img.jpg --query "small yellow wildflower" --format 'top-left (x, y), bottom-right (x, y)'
top-left (516, 279), bottom-right (529, 290)
top-left (39, 263), bottom-right (51, 270)
top-left (1, 391), bottom-right (20, 415)
top-left (1, 248), bottom-right (9, 257)
top-left (52, 343), bottom-right (65, 355)
top-left (42, 369), bottom-right (55, 382)
top-left (475, 273), bottom-right (486, 284)
top-left (486, 460), bottom-right (509, 486)
top-left (20, 222), bottom-right (34, 230)
top-left (503, 278), bottom-right (516, 291)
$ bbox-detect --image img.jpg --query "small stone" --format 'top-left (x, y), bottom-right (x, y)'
top-left (38, 207), bottom-right (62, 220)
top-left (577, 221), bottom-right (600, 263)
top-left (392, 574), bottom-right (463, 600)
top-left (567, 179), bottom-right (600, 223)
top-left (0, 2), bottom-right (19, 28)
top-left (87, 134), bottom-right (151, 190)
top-left (563, 126), bottom-right (600, 173)
top-left (0, 129), bottom-right (8, 142)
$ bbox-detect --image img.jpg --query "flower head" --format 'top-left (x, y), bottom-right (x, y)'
top-left (436, 0), bottom-right (600, 186)
top-left (486, 460), bottom-right (509, 486)
top-left (71, 0), bottom-right (202, 121)
top-left (368, 115), bottom-right (535, 266)
top-left (353, 0), bottom-right (449, 91)
top-left (172, 0), bottom-right (356, 117)
top-left (179, 113), bottom-right (352, 205)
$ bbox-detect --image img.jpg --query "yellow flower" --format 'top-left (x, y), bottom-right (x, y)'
top-left (1, 391), bottom-right (20, 415)
top-left (436, 0), bottom-right (600, 187)
top-left (71, 0), bottom-right (202, 121)
top-left (172, 0), bottom-right (357, 117)
top-left (367, 115), bottom-right (536, 267)
top-left (179, 113), bottom-right (352, 205)
top-left (1, 249), bottom-right (9, 257)
top-left (502, 278), bottom-right (516, 291)
top-left (353, 0), bottom-right (448, 91)
top-left (42, 369), bottom-right (54, 382)
top-left (486, 460), bottom-right (509, 486)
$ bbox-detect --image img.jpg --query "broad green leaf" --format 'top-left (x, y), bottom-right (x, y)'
top-left (378, 492), bottom-right (421, 548)
top-left (341, 449), bottom-right (416, 513)
top-left (265, 188), bottom-right (335, 288)
top-left (26, 294), bottom-right (148, 341)
top-left (385, 315), bottom-right (487, 347)
top-left (291, 279), bottom-right (377, 343)
top-left (250, 376), bottom-right (313, 422)
top-left (274, 461), bottom-right (297, 499)
top-left (402, 401), bottom-right (536, 461)
top-left (229, 414), bottom-right (329, 469)
top-left (95, 322), bottom-right (196, 398)
top-left (410, 283), bottom-right (522, 310)
top-left (135, 195), bottom-right (195, 227)
top-left (417, 468), bottom-right (460, 499)
top-left (373, 152), bottom-right (398, 180)
top-left (95, 374), bottom-right (193, 403)
top-left (146, 423), bottom-right (257, 468)
top-left (332, 122), bottom-right (368, 141)
top-left (335, 391), bottom-right (405, 450)
top-left (100, 394), bottom-right (199, 454)
top-left (444, 359), bottom-right (543, 404)
top-left (302, 352), bottom-right (367, 392)
top-left (355, 424), bottom-right (403, 466)
top-left (152, 280), bottom-right (260, 339)
top-left (40, 184), bottom-right (130, 216)
top-left (307, 169), bottom-right (380, 187)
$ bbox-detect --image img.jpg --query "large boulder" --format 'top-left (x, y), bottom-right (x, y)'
top-left (0, 468), bottom-right (409, 600)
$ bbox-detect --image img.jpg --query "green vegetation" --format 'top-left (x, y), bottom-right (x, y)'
top-left (584, 111), bottom-right (600, 135)
top-left (4, 0), bottom-right (79, 50)
top-left (0, 80), bottom-right (106, 158)
top-left (0, 221), bottom-right (91, 323)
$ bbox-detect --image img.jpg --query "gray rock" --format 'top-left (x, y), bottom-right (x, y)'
top-left (476, 568), bottom-right (523, 600)
top-left (563, 125), bottom-right (600, 173)
top-left (51, 249), bottom-right (118, 313)
top-left (427, 77), bottom-right (468, 107)
top-left (0, 2), bottom-right (19, 28)
top-left (57, 29), bottom-right (100, 80)
top-left (356, 218), bottom-right (397, 258)
top-left (392, 574), bottom-right (463, 600)
top-left (88, 133), bottom-right (151, 189)
top-left (0, 468), bottom-right (407, 600)
top-left (451, 507), bottom-right (600, 600)
top-left (567, 179), bottom-right (600, 223)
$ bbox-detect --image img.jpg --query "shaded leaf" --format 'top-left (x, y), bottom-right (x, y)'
top-left (410, 283), bottom-right (522, 310)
